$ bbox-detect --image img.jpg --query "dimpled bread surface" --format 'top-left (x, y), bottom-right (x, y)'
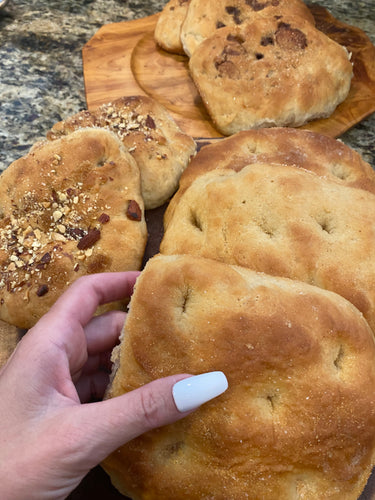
top-left (160, 160), bottom-right (375, 334)
top-left (0, 128), bottom-right (146, 329)
top-left (180, 0), bottom-right (315, 57)
top-left (189, 16), bottom-right (353, 134)
top-left (47, 95), bottom-right (197, 210)
top-left (165, 128), bottom-right (375, 220)
top-left (103, 253), bottom-right (375, 500)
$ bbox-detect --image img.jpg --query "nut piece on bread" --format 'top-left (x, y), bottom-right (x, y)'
top-left (189, 16), bottom-right (353, 134)
top-left (47, 95), bottom-right (197, 210)
top-left (103, 253), bottom-right (375, 500)
top-left (180, 0), bottom-right (315, 56)
top-left (161, 158), bottom-right (375, 333)
top-left (154, 0), bottom-right (191, 55)
top-left (0, 128), bottom-right (146, 329)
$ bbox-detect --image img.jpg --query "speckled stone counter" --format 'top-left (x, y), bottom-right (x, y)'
top-left (0, 0), bottom-right (374, 171)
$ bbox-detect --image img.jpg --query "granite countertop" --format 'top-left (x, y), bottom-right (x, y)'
top-left (0, 0), bottom-right (375, 171)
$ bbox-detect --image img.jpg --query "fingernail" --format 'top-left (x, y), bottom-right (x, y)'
top-left (172, 371), bottom-right (228, 413)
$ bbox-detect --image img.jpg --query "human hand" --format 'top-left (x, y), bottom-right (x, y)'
top-left (0, 272), bottom-right (228, 500)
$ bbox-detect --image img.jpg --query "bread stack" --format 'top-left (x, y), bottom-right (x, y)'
top-left (161, 128), bottom-right (375, 333)
top-left (103, 127), bottom-right (375, 499)
top-left (0, 95), bottom-right (196, 329)
top-left (155, 0), bottom-right (353, 134)
top-left (0, 1), bottom-right (372, 497)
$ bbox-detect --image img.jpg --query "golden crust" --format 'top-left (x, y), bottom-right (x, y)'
top-left (180, 0), bottom-right (315, 56)
top-left (0, 128), bottom-right (146, 329)
top-left (47, 95), bottom-right (197, 210)
top-left (103, 254), bottom-right (375, 500)
top-left (165, 128), bottom-right (375, 223)
top-left (189, 16), bottom-right (352, 134)
top-left (161, 161), bottom-right (375, 333)
top-left (154, 0), bottom-right (191, 54)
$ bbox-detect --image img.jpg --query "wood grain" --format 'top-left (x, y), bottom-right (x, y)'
top-left (82, 5), bottom-right (375, 139)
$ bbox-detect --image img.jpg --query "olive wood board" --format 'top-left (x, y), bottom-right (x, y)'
top-left (82, 3), bottom-right (375, 139)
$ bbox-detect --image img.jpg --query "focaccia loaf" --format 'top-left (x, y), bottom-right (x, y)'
top-left (0, 128), bottom-right (146, 329)
top-left (180, 0), bottom-right (315, 56)
top-left (161, 162), bottom-right (375, 333)
top-left (103, 253), bottom-right (375, 500)
top-left (165, 128), bottom-right (375, 223)
top-left (47, 96), bottom-right (196, 209)
top-left (189, 16), bottom-right (353, 134)
top-left (154, 0), bottom-right (191, 54)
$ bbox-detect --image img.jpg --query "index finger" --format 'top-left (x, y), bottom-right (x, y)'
top-left (11, 272), bottom-right (140, 383)
top-left (48, 271), bottom-right (140, 327)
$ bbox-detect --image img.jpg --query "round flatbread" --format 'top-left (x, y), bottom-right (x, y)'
top-left (165, 128), bottom-right (375, 221)
top-left (161, 160), bottom-right (375, 333)
top-left (0, 128), bottom-right (146, 329)
top-left (47, 96), bottom-right (197, 209)
top-left (189, 16), bottom-right (352, 134)
top-left (181, 0), bottom-right (315, 56)
top-left (103, 253), bottom-right (375, 500)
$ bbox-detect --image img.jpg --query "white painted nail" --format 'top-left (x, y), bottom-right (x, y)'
top-left (172, 371), bottom-right (228, 413)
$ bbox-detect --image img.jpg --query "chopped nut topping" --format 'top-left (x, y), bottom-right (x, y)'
top-left (126, 200), bottom-right (142, 221)
top-left (87, 100), bottom-right (166, 148)
top-left (53, 210), bottom-right (63, 222)
top-left (0, 180), bottom-right (109, 296)
top-left (77, 228), bottom-right (101, 250)
top-left (98, 213), bottom-right (110, 224)
top-left (40, 252), bottom-right (51, 264)
top-left (145, 115), bottom-right (156, 129)
top-left (36, 284), bottom-right (49, 297)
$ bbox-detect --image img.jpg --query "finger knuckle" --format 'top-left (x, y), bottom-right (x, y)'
top-left (139, 387), bottom-right (162, 429)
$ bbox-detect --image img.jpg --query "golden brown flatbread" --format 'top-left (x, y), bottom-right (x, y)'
top-left (161, 161), bottom-right (375, 333)
top-left (103, 253), bottom-right (375, 500)
top-left (180, 0), bottom-right (315, 56)
top-left (154, 0), bottom-right (191, 54)
top-left (165, 128), bottom-right (375, 221)
top-left (0, 128), bottom-right (146, 329)
top-left (47, 96), bottom-right (197, 209)
top-left (189, 16), bottom-right (352, 134)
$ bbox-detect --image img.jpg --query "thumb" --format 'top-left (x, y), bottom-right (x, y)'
top-left (77, 371), bottom-right (228, 465)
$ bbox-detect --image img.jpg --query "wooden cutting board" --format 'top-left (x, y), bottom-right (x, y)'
top-left (82, 4), bottom-right (375, 139)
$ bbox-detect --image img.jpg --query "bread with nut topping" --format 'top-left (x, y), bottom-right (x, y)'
top-left (0, 128), bottom-right (146, 329)
top-left (189, 16), bottom-right (352, 134)
top-left (180, 0), bottom-right (315, 56)
top-left (47, 96), bottom-right (196, 209)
